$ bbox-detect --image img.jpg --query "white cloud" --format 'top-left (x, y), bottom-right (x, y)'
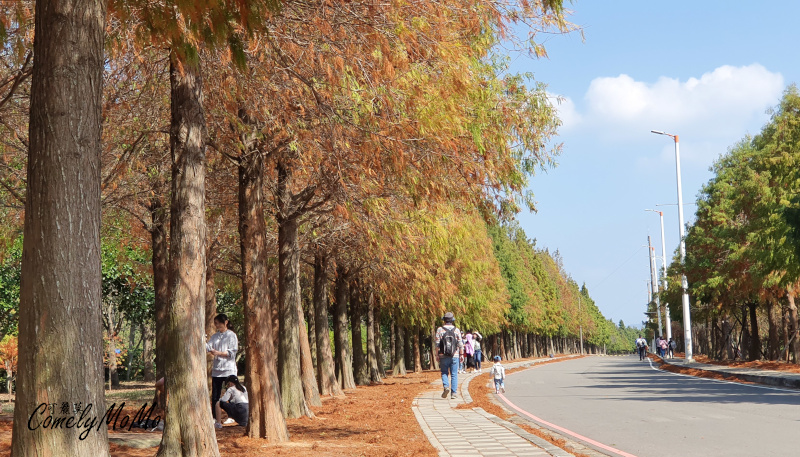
top-left (552, 95), bottom-right (581, 131)
top-left (566, 64), bottom-right (784, 142)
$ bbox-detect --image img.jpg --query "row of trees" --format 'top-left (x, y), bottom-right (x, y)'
top-left (660, 86), bottom-right (800, 363)
top-left (0, 0), bottom-right (632, 456)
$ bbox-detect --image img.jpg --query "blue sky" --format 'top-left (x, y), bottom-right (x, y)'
top-left (512, 1), bottom-right (800, 328)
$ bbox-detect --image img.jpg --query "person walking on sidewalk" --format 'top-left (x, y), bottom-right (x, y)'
top-left (490, 356), bottom-right (505, 394)
top-left (668, 338), bottom-right (676, 358)
top-left (635, 335), bottom-right (647, 361)
top-left (435, 311), bottom-right (464, 399)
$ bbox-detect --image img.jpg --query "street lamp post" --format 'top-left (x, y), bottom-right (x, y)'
top-left (647, 237), bottom-right (663, 338)
top-left (646, 209), bottom-right (672, 340)
top-left (578, 294), bottom-right (583, 355)
top-left (651, 130), bottom-right (693, 361)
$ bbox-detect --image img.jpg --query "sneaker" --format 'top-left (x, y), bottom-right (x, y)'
top-left (214, 422), bottom-right (223, 429)
top-left (441, 387), bottom-right (450, 398)
top-left (223, 418), bottom-right (236, 425)
top-left (501, 386), bottom-right (505, 393)
top-left (451, 393), bottom-right (457, 399)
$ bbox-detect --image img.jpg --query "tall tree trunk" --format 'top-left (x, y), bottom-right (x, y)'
top-left (721, 314), bottom-right (733, 361)
top-left (107, 302), bottom-right (120, 389)
top-left (150, 197), bottom-right (170, 385)
top-left (393, 322), bottom-right (407, 376)
top-left (307, 298), bottom-right (317, 371)
top-left (740, 304), bottom-right (750, 361)
top-left (143, 322), bottom-right (156, 382)
top-left (430, 326), bottom-right (439, 370)
top-left (413, 327), bottom-right (423, 372)
top-left (313, 254), bottom-right (343, 396)
top-left (403, 326), bottom-right (413, 370)
top-left (238, 136), bottom-right (289, 441)
top-left (350, 282), bottom-right (368, 385)
top-left (156, 53), bottom-right (219, 457)
top-left (375, 307), bottom-right (386, 377)
top-left (10, 0), bottom-right (108, 452)
top-left (366, 290), bottom-right (382, 383)
top-left (276, 161), bottom-right (311, 418)
top-left (787, 287), bottom-right (799, 363)
top-left (126, 323), bottom-right (136, 381)
top-left (767, 299), bottom-right (781, 361)
top-left (298, 298), bottom-right (322, 408)
top-left (748, 302), bottom-right (760, 361)
top-left (389, 320), bottom-right (396, 368)
top-left (334, 265), bottom-right (356, 389)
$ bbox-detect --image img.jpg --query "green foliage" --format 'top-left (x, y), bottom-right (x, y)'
top-left (0, 235), bottom-right (22, 339)
top-left (679, 85), bottom-right (800, 324)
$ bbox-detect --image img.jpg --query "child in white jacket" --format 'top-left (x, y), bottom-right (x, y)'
top-left (490, 356), bottom-right (505, 393)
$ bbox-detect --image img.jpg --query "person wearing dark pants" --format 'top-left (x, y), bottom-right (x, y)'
top-left (207, 313), bottom-right (239, 413)
top-left (435, 312), bottom-right (464, 399)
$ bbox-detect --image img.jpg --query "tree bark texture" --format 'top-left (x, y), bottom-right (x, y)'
top-left (334, 265), bottom-right (356, 389)
top-left (11, 1), bottom-right (109, 454)
top-left (787, 287), bottom-right (799, 363)
top-left (413, 328), bottom-right (422, 373)
top-left (393, 324), bottom-right (407, 376)
top-left (366, 291), bottom-right (382, 383)
top-left (350, 282), bottom-right (368, 385)
top-left (149, 197), bottom-right (170, 385)
top-left (297, 299), bottom-right (322, 408)
top-left (767, 300), bottom-right (781, 361)
top-left (156, 53), bottom-right (219, 457)
top-left (276, 159), bottom-right (312, 418)
top-left (748, 302), bottom-right (760, 361)
top-left (238, 137), bottom-right (289, 441)
top-left (313, 254), bottom-right (343, 396)
top-left (375, 308), bottom-right (386, 377)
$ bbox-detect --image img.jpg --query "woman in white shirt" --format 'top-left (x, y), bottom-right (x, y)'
top-left (215, 375), bottom-right (249, 428)
top-left (206, 313), bottom-right (239, 414)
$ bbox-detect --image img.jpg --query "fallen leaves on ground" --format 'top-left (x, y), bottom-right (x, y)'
top-left (0, 371), bottom-right (440, 457)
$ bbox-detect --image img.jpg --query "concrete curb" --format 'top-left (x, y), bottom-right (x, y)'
top-left (658, 357), bottom-right (800, 389)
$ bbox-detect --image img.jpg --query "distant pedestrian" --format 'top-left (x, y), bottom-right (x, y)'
top-left (473, 331), bottom-right (483, 373)
top-left (668, 338), bottom-right (676, 358)
top-left (464, 331), bottom-right (475, 372)
top-left (635, 335), bottom-right (647, 361)
top-left (658, 337), bottom-right (668, 358)
top-left (491, 355), bottom-right (505, 394)
top-left (435, 312), bottom-right (464, 399)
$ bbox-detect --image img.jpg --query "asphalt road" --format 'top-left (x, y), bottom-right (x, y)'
top-left (500, 355), bottom-right (800, 457)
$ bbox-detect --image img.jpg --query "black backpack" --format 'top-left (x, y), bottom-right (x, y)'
top-left (440, 326), bottom-right (458, 357)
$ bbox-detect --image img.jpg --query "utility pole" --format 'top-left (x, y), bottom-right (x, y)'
top-left (648, 236), bottom-right (663, 338)
top-left (579, 294), bottom-right (583, 355)
top-left (652, 130), bottom-right (693, 360)
top-left (647, 209), bottom-right (672, 340)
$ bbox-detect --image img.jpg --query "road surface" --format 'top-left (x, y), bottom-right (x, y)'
top-left (500, 355), bottom-right (800, 457)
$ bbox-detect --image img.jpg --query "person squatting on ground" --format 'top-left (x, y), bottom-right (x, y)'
top-left (214, 375), bottom-right (249, 429)
top-left (435, 311), bottom-right (464, 399)
top-left (207, 313), bottom-right (239, 413)
top-left (491, 356), bottom-right (505, 394)
top-left (635, 335), bottom-right (647, 361)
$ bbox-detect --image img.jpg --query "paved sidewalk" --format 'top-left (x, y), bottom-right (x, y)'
top-left (659, 356), bottom-right (800, 389)
top-left (413, 357), bottom-right (579, 457)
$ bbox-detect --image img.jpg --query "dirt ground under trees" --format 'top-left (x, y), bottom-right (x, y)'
top-left (0, 372), bottom-right (439, 457)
